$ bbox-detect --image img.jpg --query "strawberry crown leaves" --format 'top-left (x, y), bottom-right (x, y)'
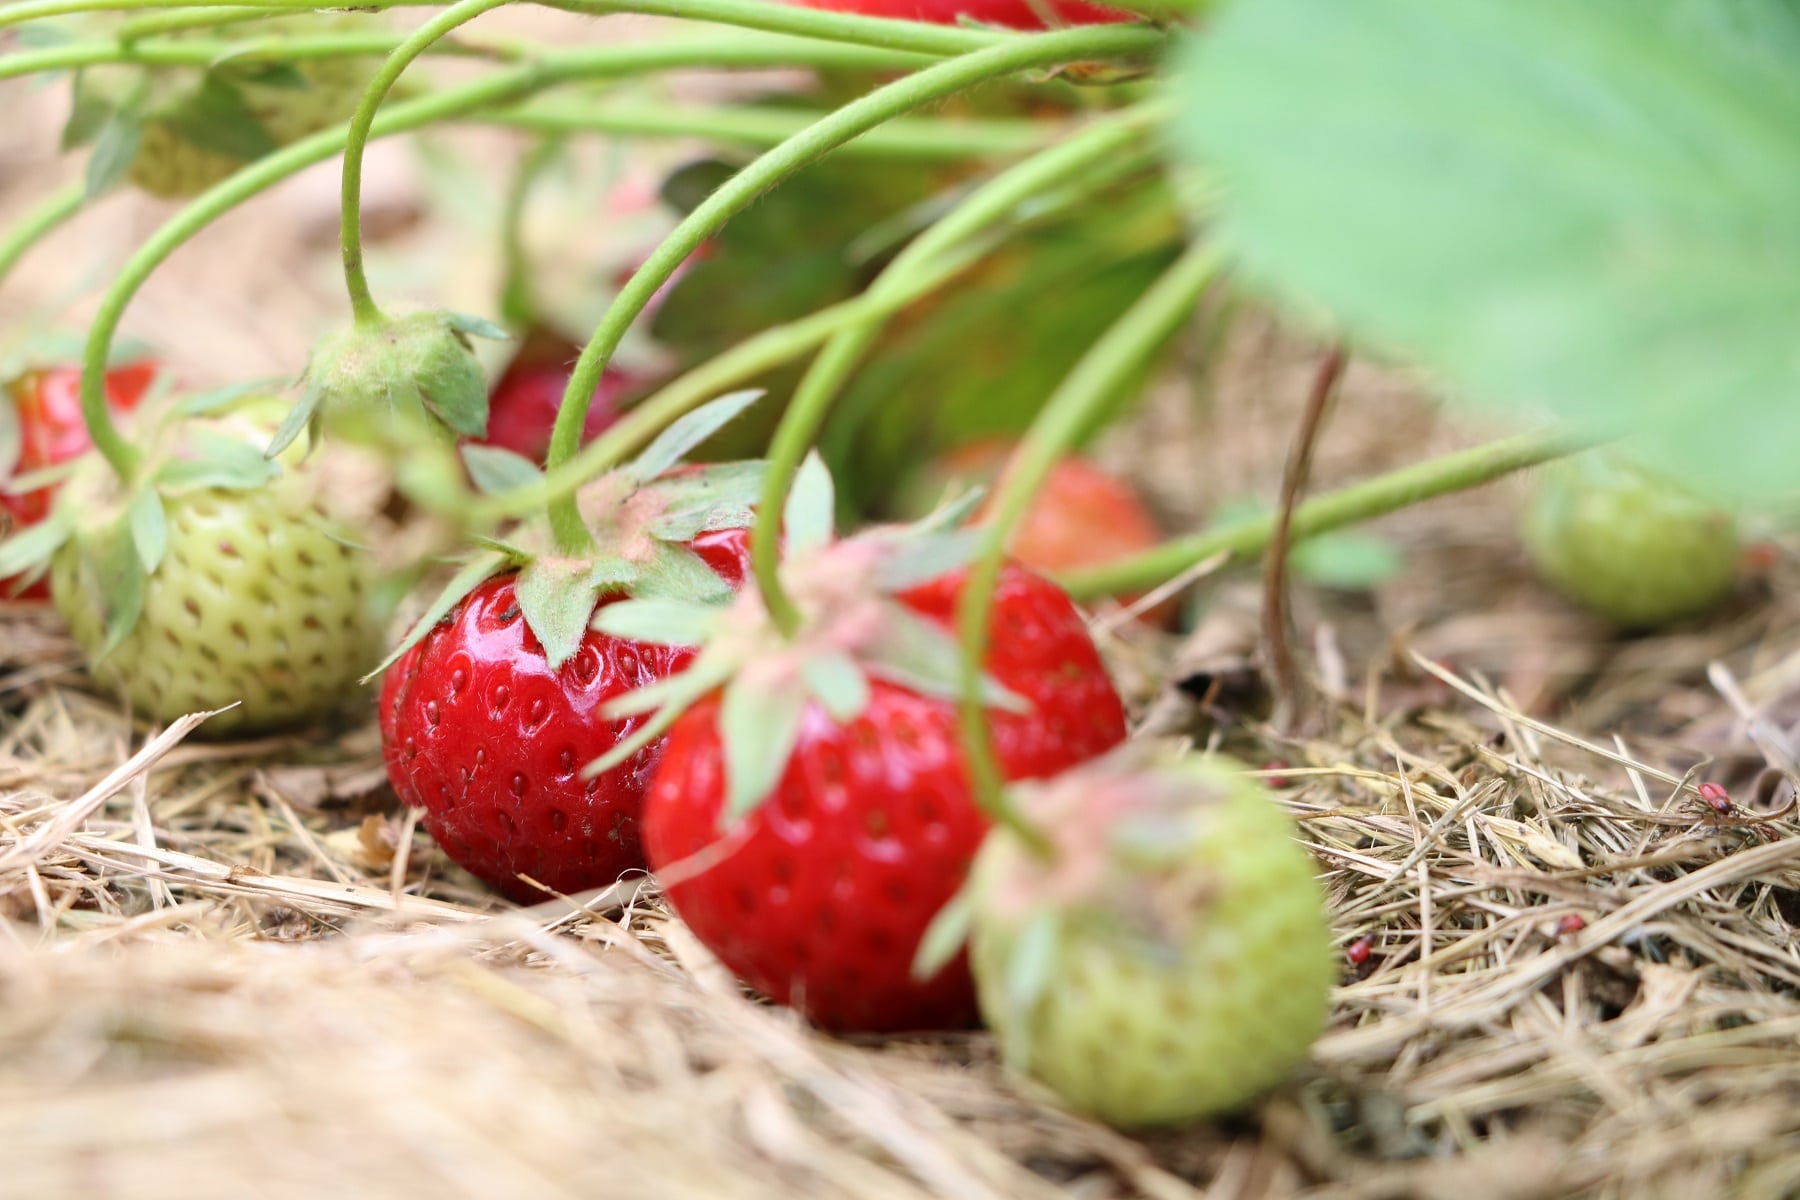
top-left (276, 310), bottom-right (505, 458)
top-left (584, 454), bottom-right (1029, 826)
top-left (367, 390), bottom-right (767, 678)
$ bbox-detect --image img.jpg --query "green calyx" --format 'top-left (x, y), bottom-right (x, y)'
top-left (281, 309), bottom-right (506, 459)
top-left (954, 743), bottom-right (1334, 1127)
top-left (586, 452), bottom-right (1019, 825)
top-left (368, 389), bottom-right (770, 681)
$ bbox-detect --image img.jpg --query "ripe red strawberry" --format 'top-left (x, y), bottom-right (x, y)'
top-left (2, 358), bottom-right (159, 600)
top-left (912, 439), bottom-right (1170, 623)
top-left (789, 0), bottom-right (1131, 29)
top-left (379, 533), bottom-right (749, 902)
top-left (376, 392), bottom-right (766, 902)
top-left (591, 456), bottom-right (1128, 1032)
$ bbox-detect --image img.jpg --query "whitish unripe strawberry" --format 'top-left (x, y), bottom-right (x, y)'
top-left (71, 14), bottom-right (388, 200)
top-left (30, 401), bottom-right (384, 736)
top-left (957, 745), bottom-right (1332, 1127)
top-left (1523, 451), bottom-right (1739, 630)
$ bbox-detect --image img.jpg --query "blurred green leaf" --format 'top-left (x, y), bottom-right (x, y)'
top-left (1172, 0), bottom-right (1800, 503)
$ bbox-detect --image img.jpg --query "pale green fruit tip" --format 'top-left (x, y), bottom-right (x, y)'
top-left (1523, 451), bottom-right (1739, 631)
top-left (967, 752), bottom-right (1333, 1128)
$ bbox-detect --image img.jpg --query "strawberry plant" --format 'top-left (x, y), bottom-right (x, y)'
top-left (5, 0), bottom-right (1794, 1140)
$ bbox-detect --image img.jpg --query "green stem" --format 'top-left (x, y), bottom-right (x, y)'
top-left (956, 240), bottom-right (1224, 833)
top-left (750, 105), bottom-right (1163, 637)
top-left (69, 47), bottom-right (697, 487)
top-left (487, 104), bottom-right (1058, 161)
top-left (0, 180), bottom-right (85, 291)
top-left (542, 21), bottom-right (1166, 553)
top-left (0, 28), bottom-right (938, 82)
top-left (1058, 428), bottom-right (1597, 601)
top-left (1, 0), bottom-right (1015, 57)
top-left (339, 0), bottom-right (512, 327)
top-left (496, 136), bottom-right (565, 330)
top-left (114, 4), bottom-right (305, 37)
top-left (64, 31), bottom-right (978, 485)
top-left (469, 245), bottom-right (987, 526)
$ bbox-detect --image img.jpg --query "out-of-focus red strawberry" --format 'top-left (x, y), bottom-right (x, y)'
top-left (788, 0), bottom-right (1132, 29)
top-left (475, 327), bottom-right (637, 464)
top-left (3, 360), bottom-right (159, 600)
top-left (926, 439), bottom-right (1172, 625)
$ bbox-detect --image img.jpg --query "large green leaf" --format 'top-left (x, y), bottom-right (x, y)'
top-left (1171, 0), bottom-right (1800, 502)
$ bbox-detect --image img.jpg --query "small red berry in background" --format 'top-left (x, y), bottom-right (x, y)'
top-left (788, 0), bottom-right (1132, 30)
top-left (2, 359), bottom-right (159, 600)
top-left (1265, 758), bottom-right (1293, 788)
top-left (1346, 935), bottom-right (1374, 966)
top-left (1556, 913), bottom-right (1586, 937)
top-left (918, 439), bottom-right (1175, 625)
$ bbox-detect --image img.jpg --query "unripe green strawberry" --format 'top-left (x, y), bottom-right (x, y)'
top-left (960, 745), bottom-right (1332, 1127)
top-left (73, 14), bottom-right (386, 200)
top-left (1523, 451), bottom-right (1739, 630)
top-left (41, 402), bottom-right (384, 737)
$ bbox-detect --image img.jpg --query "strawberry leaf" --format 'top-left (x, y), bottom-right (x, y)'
top-left (643, 461), bottom-right (765, 542)
top-left (0, 511), bottom-right (73, 578)
top-left (719, 670), bottom-right (807, 825)
top-left (589, 597), bottom-right (721, 646)
top-left (872, 528), bottom-right (982, 593)
top-left (86, 110), bottom-right (142, 198)
top-left (628, 389), bottom-right (765, 482)
top-left (1173, 0), bottom-right (1800, 502)
top-left (783, 451), bottom-right (835, 555)
top-left (156, 430), bottom-right (279, 492)
top-left (61, 75), bottom-right (113, 149)
top-left (264, 390), bottom-right (321, 458)
top-left (362, 551), bottom-right (508, 682)
top-left (633, 542), bottom-right (733, 605)
top-left (90, 517), bottom-right (147, 661)
top-left (516, 556), bottom-right (603, 671)
top-left (911, 884), bottom-right (973, 982)
top-left (863, 605), bottom-right (1028, 713)
top-left (462, 444), bottom-right (543, 495)
top-left (801, 651), bottom-right (869, 723)
top-left (179, 377), bottom-right (288, 417)
top-left (443, 311), bottom-right (510, 342)
top-left (997, 909), bottom-right (1064, 1071)
top-left (168, 72), bottom-right (278, 160)
top-left (585, 658), bottom-right (734, 776)
top-left (128, 489), bottom-right (167, 574)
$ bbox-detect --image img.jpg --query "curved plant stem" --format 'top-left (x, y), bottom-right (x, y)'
top-left (114, 5), bottom-right (282, 36)
top-left (496, 136), bottom-right (565, 330)
top-left (0, 28), bottom-right (937, 82)
top-left (487, 104), bottom-right (1058, 161)
top-left (0, 0), bottom-right (1013, 58)
top-left (542, 20), bottom-right (1166, 553)
top-left (65, 31), bottom-right (978, 486)
top-left (339, 0), bottom-right (512, 327)
top-left (955, 240), bottom-right (1224, 837)
top-left (748, 104), bottom-right (1163, 636)
top-left (1262, 342), bottom-right (1344, 732)
top-left (471, 245), bottom-right (988, 526)
top-left (70, 46), bottom-right (730, 487)
top-left (1058, 428), bottom-right (1598, 601)
top-left (0, 181), bottom-right (84, 291)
